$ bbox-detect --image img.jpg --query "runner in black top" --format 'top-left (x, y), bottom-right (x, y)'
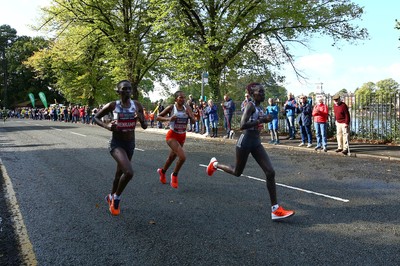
top-left (206, 82), bottom-right (295, 221)
top-left (94, 80), bottom-right (147, 216)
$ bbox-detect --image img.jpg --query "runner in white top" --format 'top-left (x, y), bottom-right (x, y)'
top-left (156, 91), bottom-right (195, 189)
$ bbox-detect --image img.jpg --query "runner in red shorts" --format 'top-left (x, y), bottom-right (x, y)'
top-left (156, 91), bottom-right (195, 188)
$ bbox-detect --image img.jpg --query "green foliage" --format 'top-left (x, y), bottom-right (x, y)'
top-left (7, 36), bottom-right (56, 107)
top-left (376, 78), bottom-right (399, 97)
top-left (37, 0), bottom-right (166, 101)
top-left (354, 82), bottom-right (375, 107)
top-left (149, 0), bottom-right (367, 102)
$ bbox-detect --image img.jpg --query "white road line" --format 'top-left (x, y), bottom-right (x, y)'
top-left (0, 159), bottom-right (38, 265)
top-left (70, 131), bottom-right (87, 137)
top-left (50, 127), bottom-right (63, 131)
top-left (199, 164), bottom-right (350, 203)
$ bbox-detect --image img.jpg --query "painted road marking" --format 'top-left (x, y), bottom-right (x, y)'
top-left (70, 131), bottom-right (87, 137)
top-left (199, 164), bottom-right (350, 203)
top-left (0, 159), bottom-right (38, 265)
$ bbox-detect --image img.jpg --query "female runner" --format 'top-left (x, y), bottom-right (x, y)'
top-left (156, 91), bottom-right (195, 189)
top-left (206, 83), bottom-right (295, 221)
top-left (94, 80), bottom-right (147, 216)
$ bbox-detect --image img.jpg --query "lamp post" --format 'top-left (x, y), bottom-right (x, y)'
top-left (201, 72), bottom-right (208, 101)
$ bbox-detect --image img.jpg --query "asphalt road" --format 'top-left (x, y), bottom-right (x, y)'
top-left (1, 119), bottom-right (399, 265)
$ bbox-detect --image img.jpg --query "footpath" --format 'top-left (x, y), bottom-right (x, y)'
top-left (143, 127), bottom-right (400, 162)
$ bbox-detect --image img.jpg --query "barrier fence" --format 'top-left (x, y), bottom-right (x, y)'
top-left (229, 93), bottom-right (400, 143)
top-left (146, 93), bottom-right (399, 143)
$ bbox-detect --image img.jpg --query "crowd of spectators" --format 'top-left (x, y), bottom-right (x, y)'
top-left (2, 92), bottom-right (349, 154)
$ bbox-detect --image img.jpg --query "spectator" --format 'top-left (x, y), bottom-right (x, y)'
top-left (202, 100), bottom-right (211, 137)
top-left (241, 93), bottom-right (251, 111)
top-left (156, 101), bottom-right (165, 129)
top-left (284, 92), bottom-right (297, 140)
top-left (333, 94), bottom-right (351, 155)
top-left (79, 105), bottom-right (85, 123)
top-left (221, 94), bottom-right (235, 139)
top-left (85, 106), bottom-right (91, 124)
top-left (207, 99), bottom-right (219, 138)
top-left (91, 106), bottom-right (98, 125)
top-left (297, 95), bottom-right (313, 148)
top-left (312, 96), bottom-right (329, 152)
top-left (149, 111), bottom-right (155, 128)
top-left (266, 98), bottom-right (280, 144)
top-left (193, 104), bottom-right (200, 133)
top-left (63, 106), bottom-right (69, 122)
top-left (186, 95), bottom-right (196, 132)
top-left (198, 99), bottom-right (205, 134)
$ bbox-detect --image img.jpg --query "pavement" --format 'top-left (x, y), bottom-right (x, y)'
top-left (143, 127), bottom-right (400, 162)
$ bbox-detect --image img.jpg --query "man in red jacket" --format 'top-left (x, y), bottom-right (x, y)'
top-left (333, 94), bottom-right (350, 155)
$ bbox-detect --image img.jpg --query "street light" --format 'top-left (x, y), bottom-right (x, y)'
top-left (201, 72), bottom-right (208, 101)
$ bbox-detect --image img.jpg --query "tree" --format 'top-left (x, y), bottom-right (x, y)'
top-left (26, 27), bottom-right (115, 106)
top-left (355, 82), bottom-right (375, 107)
top-left (0, 25), bottom-right (18, 107)
top-left (6, 36), bottom-right (60, 108)
top-left (375, 78), bottom-right (399, 98)
top-left (37, 0), bottom-right (165, 100)
top-left (149, 0), bottom-right (368, 101)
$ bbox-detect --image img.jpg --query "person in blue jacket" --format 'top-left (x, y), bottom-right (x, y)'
top-left (297, 95), bottom-right (313, 148)
top-left (207, 99), bottom-right (219, 138)
top-left (266, 98), bottom-right (280, 144)
top-left (284, 92), bottom-right (297, 139)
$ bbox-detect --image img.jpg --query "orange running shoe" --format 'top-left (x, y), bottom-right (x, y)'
top-left (206, 157), bottom-right (218, 176)
top-left (110, 197), bottom-right (120, 216)
top-left (170, 174), bottom-right (178, 189)
top-left (271, 206), bottom-right (295, 221)
top-left (157, 168), bottom-right (166, 184)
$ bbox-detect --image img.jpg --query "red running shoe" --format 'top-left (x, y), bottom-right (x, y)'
top-left (206, 157), bottom-right (218, 176)
top-left (271, 206), bottom-right (295, 221)
top-left (157, 168), bottom-right (166, 184)
top-left (170, 174), bottom-right (178, 189)
top-left (110, 197), bottom-right (120, 216)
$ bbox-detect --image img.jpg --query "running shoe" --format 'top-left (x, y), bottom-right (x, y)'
top-left (170, 174), bottom-right (178, 189)
top-left (206, 157), bottom-right (218, 176)
top-left (110, 197), bottom-right (120, 216)
top-left (298, 142), bottom-right (305, 147)
top-left (271, 206), bottom-right (295, 221)
top-left (307, 143), bottom-right (313, 148)
top-left (157, 168), bottom-right (166, 184)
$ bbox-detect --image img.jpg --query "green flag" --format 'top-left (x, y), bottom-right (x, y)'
top-left (38, 92), bottom-right (48, 108)
top-left (28, 93), bottom-right (35, 107)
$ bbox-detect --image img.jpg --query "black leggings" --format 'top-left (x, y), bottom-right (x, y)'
top-left (218, 133), bottom-right (277, 205)
top-left (231, 133), bottom-right (275, 177)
